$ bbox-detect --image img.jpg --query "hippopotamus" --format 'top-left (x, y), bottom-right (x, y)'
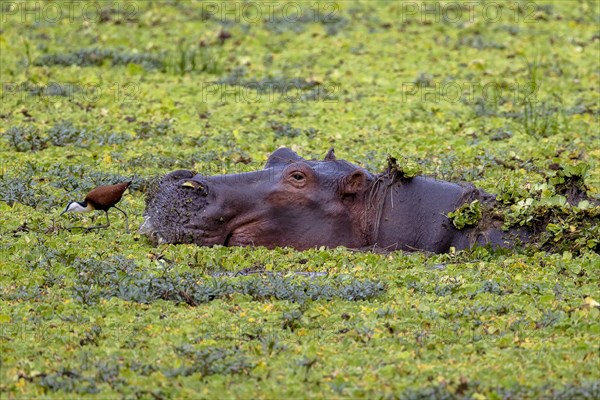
top-left (140, 148), bottom-right (525, 253)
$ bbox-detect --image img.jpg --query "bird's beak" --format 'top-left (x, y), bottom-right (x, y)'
top-left (59, 209), bottom-right (67, 216)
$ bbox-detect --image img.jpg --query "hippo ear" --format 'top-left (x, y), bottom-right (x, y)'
top-left (342, 170), bottom-right (368, 194)
top-left (324, 148), bottom-right (336, 161)
top-left (264, 147), bottom-right (303, 168)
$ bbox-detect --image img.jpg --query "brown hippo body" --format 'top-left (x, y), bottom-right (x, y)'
top-left (140, 148), bottom-right (520, 253)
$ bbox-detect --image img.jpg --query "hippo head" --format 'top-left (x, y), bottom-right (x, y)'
top-left (140, 148), bottom-right (376, 249)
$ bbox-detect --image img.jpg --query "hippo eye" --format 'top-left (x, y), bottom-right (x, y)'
top-left (292, 172), bottom-right (305, 181)
top-left (287, 170), bottom-right (307, 187)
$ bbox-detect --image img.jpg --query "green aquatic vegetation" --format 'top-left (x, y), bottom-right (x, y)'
top-left (497, 162), bottom-right (599, 252)
top-left (4, 125), bottom-right (48, 152)
top-left (518, 99), bottom-right (569, 138)
top-left (25, 82), bottom-right (80, 98)
top-left (134, 118), bottom-right (175, 139)
top-left (67, 255), bottom-right (384, 306)
top-left (167, 345), bottom-right (254, 378)
top-left (46, 120), bottom-right (89, 147)
top-left (34, 48), bottom-right (164, 70)
top-left (456, 33), bottom-right (507, 50)
top-left (34, 46), bottom-right (225, 75)
top-left (385, 155), bottom-right (422, 179)
top-left (215, 67), bottom-right (321, 99)
top-left (22, 346), bottom-right (253, 396)
top-left (264, 6), bottom-right (349, 35)
top-left (0, 175), bottom-right (40, 208)
top-left (1, 0), bottom-right (599, 398)
top-left (448, 200), bottom-right (483, 230)
top-left (269, 121), bottom-right (318, 138)
top-left (398, 380), bottom-right (600, 400)
top-left (4, 121), bottom-right (134, 152)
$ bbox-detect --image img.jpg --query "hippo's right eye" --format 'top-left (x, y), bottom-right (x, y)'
top-left (292, 173), bottom-right (305, 181)
top-left (287, 170), bottom-right (307, 187)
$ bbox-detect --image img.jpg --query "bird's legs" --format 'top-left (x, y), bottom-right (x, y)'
top-left (113, 206), bottom-right (130, 233)
top-left (66, 211), bottom-right (109, 232)
top-left (66, 208), bottom-right (129, 233)
top-left (83, 210), bottom-right (111, 232)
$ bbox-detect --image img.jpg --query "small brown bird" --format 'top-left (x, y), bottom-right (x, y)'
top-left (60, 181), bottom-right (131, 233)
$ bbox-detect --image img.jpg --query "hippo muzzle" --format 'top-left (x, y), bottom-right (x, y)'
top-left (140, 170), bottom-right (216, 245)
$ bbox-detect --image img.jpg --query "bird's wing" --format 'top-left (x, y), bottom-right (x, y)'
top-left (86, 183), bottom-right (128, 206)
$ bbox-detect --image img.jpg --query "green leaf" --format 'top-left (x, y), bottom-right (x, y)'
top-left (126, 63), bottom-right (145, 75)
